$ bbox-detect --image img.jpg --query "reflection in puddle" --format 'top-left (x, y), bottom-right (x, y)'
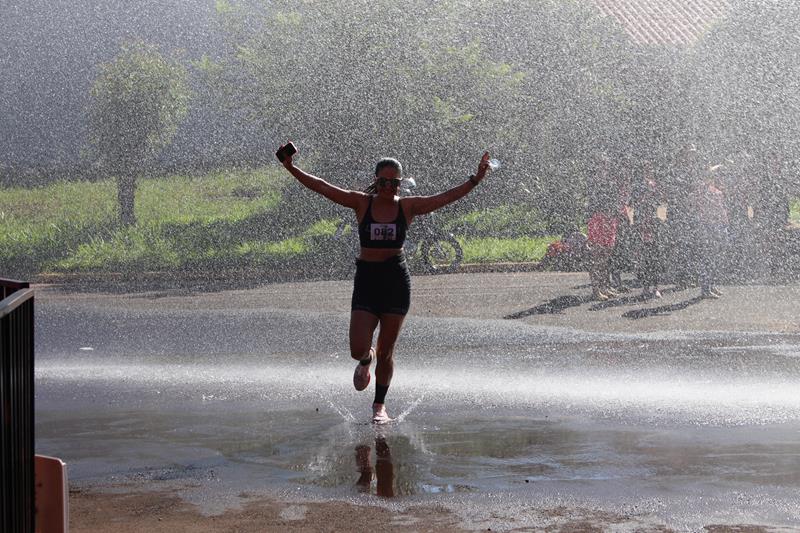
top-left (294, 413), bottom-right (800, 504)
top-left (302, 418), bottom-right (566, 496)
top-left (36, 402), bottom-right (800, 528)
top-left (304, 424), bottom-right (429, 497)
top-left (355, 436), bottom-right (395, 497)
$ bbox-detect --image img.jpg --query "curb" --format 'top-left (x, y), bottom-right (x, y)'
top-left (457, 261), bottom-right (543, 274)
top-left (30, 261), bottom-right (548, 287)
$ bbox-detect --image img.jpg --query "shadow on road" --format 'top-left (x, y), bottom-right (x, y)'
top-left (622, 295), bottom-right (705, 319)
top-left (504, 294), bottom-right (591, 318)
top-left (587, 286), bottom-right (688, 311)
top-left (505, 283), bottom-right (708, 321)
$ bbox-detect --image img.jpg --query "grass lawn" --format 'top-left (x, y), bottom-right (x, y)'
top-left (461, 236), bottom-right (553, 263)
top-left (1, 180), bottom-right (118, 275)
top-left (1, 169), bottom-right (556, 278)
top-left (0, 168), bottom-right (289, 275)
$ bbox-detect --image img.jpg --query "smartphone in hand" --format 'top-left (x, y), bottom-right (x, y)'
top-left (276, 142), bottom-right (297, 162)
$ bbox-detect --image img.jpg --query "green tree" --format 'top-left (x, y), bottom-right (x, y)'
top-left (696, 2), bottom-right (800, 167)
top-left (89, 42), bottom-right (190, 226)
top-left (692, 1), bottom-right (800, 233)
top-left (203, 0), bottom-right (638, 228)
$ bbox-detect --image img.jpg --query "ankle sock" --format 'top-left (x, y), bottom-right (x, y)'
top-left (374, 384), bottom-right (389, 404)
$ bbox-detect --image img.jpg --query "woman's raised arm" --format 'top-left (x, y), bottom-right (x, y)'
top-left (403, 152), bottom-right (491, 217)
top-left (277, 143), bottom-right (365, 209)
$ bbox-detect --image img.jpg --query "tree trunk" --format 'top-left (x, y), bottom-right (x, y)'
top-left (116, 173), bottom-right (137, 227)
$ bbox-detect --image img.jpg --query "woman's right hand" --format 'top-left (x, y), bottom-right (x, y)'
top-left (276, 143), bottom-right (295, 168)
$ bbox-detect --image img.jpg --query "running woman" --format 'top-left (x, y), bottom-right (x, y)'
top-left (277, 143), bottom-right (492, 423)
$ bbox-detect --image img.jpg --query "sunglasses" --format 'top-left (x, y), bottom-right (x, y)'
top-left (377, 177), bottom-right (402, 187)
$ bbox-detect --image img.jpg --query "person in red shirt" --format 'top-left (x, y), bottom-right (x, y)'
top-left (586, 155), bottom-right (618, 301)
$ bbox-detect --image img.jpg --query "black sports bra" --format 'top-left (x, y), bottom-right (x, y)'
top-left (358, 196), bottom-right (408, 249)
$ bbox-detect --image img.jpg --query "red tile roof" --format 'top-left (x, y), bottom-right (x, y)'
top-left (591, 0), bottom-right (731, 46)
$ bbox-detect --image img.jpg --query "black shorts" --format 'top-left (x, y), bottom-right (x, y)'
top-left (351, 255), bottom-right (411, 316)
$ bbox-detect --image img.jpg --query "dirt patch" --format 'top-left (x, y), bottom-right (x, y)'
top-left (69, 488), bottom-right (466, 533)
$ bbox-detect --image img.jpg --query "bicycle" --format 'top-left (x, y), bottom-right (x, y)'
top-left (324, 177), bottom-right (464, 275)
top-left (399, 177), bottom-right (464, 274)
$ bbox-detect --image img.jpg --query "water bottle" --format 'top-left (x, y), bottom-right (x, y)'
top-left (401, 176), bottom-right (417, 193)
top-left (487, 158), bottom-right (501, 171)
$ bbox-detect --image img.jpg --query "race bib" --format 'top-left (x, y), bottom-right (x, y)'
top-left (371, 223), bottom-right (397, 241)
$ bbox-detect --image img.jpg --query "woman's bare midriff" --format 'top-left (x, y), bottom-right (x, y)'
top-left (358, 247), bottom-right (404, 262)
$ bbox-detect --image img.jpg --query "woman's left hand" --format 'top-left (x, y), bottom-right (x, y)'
top-left (474, 151), bottom-right (490, 183)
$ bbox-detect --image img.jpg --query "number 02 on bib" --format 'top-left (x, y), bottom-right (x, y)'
top-left (371, 223), bottom-right (397, 241)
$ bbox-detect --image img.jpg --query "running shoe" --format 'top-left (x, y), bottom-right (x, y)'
top-left (372, 403), bottom-right (391, 424)
top-left (353, 348), bottom-right (374, 391)
top-left (701, 289), bottom-right (720, 299)
top-left (710, 287), bottom-right (723, 296)
top-left (592, 290), bottom-right (609, 301)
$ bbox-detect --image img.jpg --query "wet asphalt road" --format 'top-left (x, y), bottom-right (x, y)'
top-left (33, 272), bottom-right (800, 529)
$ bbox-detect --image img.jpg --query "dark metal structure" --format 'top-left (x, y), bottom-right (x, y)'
top-left (1, 278), bottom-right (35, 533)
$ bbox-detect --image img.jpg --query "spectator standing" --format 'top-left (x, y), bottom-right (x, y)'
top-left (693, 169), bottom-right (729, 299)
top-left (666, 144), bottom-right (703, 288)
top-left (631, 161), bottom-right (663, 298)
top-left (586, 155), bottom-right (618, 301)
top-left (609, 164), bottom-right (634, 293)
top-left (722, 155), bottom-right (755, 280)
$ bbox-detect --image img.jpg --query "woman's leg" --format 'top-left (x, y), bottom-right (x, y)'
top-left (368, 313), bottom-right (407, 422)
top-left (640, 241), bottom-right (656, 291)
top-left (589, 246), bottom-right (608, 300)
top-left (374, 313), bottom-right (406, 391)
top-left (350, 310), bottom-right (380, 391)
top-left (698, 232), bottom-right (716, 296)
top-left (349, 310), bottom-right (380, 361)
top-left (592, 246), bottom-right (612, 297)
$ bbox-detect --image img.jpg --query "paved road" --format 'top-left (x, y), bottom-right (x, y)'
top-left (39, 270), bottom-right (800, 333)
top-left (33, 272), bottom-right (800, 530)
